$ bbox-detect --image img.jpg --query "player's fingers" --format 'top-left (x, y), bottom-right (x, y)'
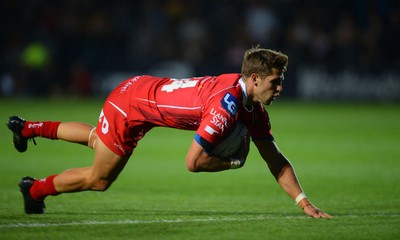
top-left (312, 210), bottom-right (333, 219)
top-left (320, 212), bottom-right (333, 219)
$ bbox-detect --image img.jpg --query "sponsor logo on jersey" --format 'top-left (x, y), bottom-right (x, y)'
top-left (205, 125), bottom-right (219, 135)
top-left (221, 93), bottom-right (238, 116)
top-left (210, 108), bottom-right (229, 131)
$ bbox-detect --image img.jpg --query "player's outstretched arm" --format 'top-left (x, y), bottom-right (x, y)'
top-left (253, 140), bottom-right (333, 219)
top-left (278, 165), bottom-right (333, 219)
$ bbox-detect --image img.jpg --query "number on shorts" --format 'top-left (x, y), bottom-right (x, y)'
top-left (99, 110), bottom-right (109, 134)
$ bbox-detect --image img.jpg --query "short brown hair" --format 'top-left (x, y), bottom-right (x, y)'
top-left (241, 46), bottom-right (288, 78)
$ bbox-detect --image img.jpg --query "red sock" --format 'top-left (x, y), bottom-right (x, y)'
top-left (30, 175), bottom-right (60, 201)
top-left (22, 121), bottom-right (61, 139)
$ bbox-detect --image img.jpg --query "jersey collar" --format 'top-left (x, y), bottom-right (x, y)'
top-left (239, 78), bottom-right (253, 112)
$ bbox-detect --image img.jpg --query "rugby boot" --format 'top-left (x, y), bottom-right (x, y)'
top-left (6, 116), bottom-right (36, 152)
top-left (19, 176), bottom-right (45, 214)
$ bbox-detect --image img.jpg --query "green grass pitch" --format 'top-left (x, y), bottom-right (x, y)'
top-left (0, 98), bottom-right (399, 239)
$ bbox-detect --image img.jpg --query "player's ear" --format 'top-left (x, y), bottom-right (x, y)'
top-left (250, 73), bottom-right (259, 86)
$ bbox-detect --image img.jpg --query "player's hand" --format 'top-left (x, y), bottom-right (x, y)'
top-left (302, 204), bottom-right (333, 219)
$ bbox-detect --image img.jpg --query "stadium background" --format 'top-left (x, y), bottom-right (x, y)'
top-left (1, 0), bottom-right (399, 101)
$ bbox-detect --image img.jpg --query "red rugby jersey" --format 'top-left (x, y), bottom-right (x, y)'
top-left (124, 74), bottom-right (273, 151)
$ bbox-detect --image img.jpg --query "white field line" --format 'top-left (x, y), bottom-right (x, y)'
top-left (2, 213), bottom-right (398, 229)
top-left (0, 215), bottom-right (304, 229)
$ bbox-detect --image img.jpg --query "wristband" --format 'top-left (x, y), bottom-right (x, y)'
top-left (295, 192), bottom-right (307, 204)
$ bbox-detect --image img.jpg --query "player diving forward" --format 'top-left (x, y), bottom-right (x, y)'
top-left (6, 46), bottom-right (332, 218)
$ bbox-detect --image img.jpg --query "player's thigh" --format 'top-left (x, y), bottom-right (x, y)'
top-left (91, 136), bottom-right (129, 183)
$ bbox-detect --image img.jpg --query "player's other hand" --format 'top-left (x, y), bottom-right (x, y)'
top-left (303, 204), bottom-right (333, 219)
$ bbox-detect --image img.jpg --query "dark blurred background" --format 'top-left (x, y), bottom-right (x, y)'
top-left (1, 0), bottom-right (399, 101)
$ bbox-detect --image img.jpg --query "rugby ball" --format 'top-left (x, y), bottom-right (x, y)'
top-left (212, 122), bottom-right (249, 158)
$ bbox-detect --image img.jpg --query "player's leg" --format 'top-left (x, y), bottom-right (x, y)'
top-left (7, 115), bottom-right (96, 152)
top-left (56, 122), bottom-right (97, 148)
top-left (18, 78), bottom-right (136, 213)
top-left (53, 137), bottom-right (128, 192)
top-left (19, 137), bottom-right (128, 214)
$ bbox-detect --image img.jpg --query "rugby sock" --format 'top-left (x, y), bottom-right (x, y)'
top-left (30, 175), bottom-right (60, 201)
top-left (22, 121), bottom-right (61, 139)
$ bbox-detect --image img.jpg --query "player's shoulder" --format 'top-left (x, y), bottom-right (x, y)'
top-left (213, 73), bottom-right (242, 92)
top-left (215, 73), bottom-right (241, 82)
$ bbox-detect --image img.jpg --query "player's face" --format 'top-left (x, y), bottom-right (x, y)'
top-left (253, 68), bottom-right (284, 105)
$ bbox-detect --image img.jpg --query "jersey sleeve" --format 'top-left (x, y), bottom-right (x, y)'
top-left (195, 91), bottom-right (239, 153)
